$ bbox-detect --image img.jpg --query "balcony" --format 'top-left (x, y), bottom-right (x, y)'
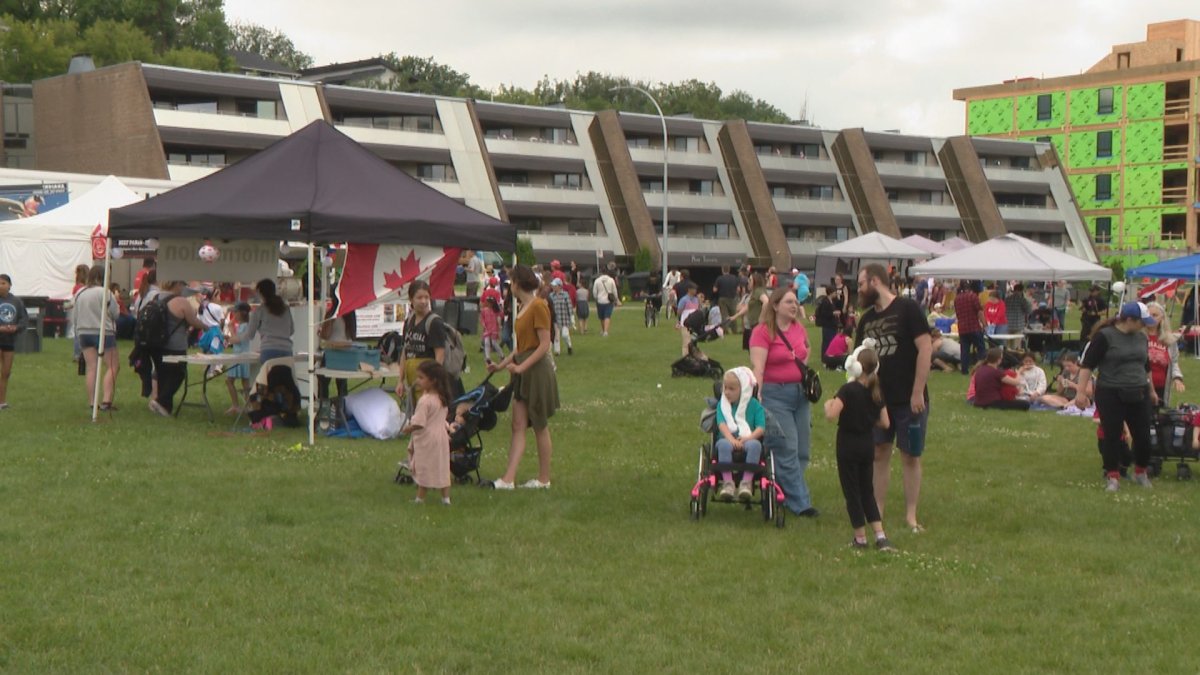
top-left (873, 161), bottom-right (946, 181)
top-left (643, 190), bottom-right (731, 212)
top-left (153, 108), bottom-right (292, 137)
top-left (486, 137), bottom-right (586, 161)
top-left (772, 196), bottom-right (853, 216)
top-left (419, 179), bottom-right (463, 200)
top-left (335, 124), bottom-right (450, 151)
top-left (1164, 99), bottom-right (1190, 117)
top-left (166, 163), bottom-right (222, 182)
top-left (983, 165), bottom-right (1049, 184)
top-left (627, 146), bottom-right (718, 167)
top-left (499, 184), bottom-right (598, 206)
top-left (890, 202), bottom-right (961, 219)
top-left (524, 233), bottom-right (612, 255)
top-left (997, 205), bottom-right (1063, 223)
top-left (1163, 143), bottom-right (1189, 162)
top-left (1162, 186), bottom-right (1190, 206)
top-left (756, 154), bottom-right (838, 175)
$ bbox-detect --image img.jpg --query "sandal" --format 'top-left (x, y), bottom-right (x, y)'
top-left (100, 402), bottom-right (118, 411)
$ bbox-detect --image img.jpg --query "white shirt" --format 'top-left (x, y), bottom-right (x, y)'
top-left (592, 275), bottom-right (618, 304)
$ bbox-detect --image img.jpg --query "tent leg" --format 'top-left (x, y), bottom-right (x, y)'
top-left (92, 244), bottom-right (111, 423)
top-left (307, 243), bottom-right (316, 446)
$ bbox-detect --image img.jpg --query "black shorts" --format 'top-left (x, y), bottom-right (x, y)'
top-left (0, 344), bottom-right (13, 353)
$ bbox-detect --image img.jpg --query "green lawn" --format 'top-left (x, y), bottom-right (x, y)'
top-left (2, 308), bottom-right (1199, 672)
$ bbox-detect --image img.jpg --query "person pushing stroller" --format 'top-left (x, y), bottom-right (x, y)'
top-left (715, 367), bottom-right (766, 502)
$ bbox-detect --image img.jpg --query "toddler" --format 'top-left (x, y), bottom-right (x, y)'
top-left (715, 367), bottom-right (766, 502)
top-left (823, 341), bottom-right (895, 551)
top-left (223, 303), bottom-right (251, 415)
top-left (481, 296), bottom-right (504, 363)
top-left (402, 360), bottom-right (453, 505)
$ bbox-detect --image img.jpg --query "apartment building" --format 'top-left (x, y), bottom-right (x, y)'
top-left (955, 19), bottom-right (1200, 268)
top-left (11, 60), bottom-right (1096, 270)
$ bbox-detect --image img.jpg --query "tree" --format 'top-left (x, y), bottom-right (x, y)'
top-left (229, 21), bottom-right (313, 71)
top-left (0, 17), bottom-right (79, 82)
top-left (81, 19), bottom-right (154, 67)
top-left (155, 46), bottom-right (220, 71)
top-left (515, 238), bottom-right (536, 267)
top-left (370, 54), bottom-right (483, 98)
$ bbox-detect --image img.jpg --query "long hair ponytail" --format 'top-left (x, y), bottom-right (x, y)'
top-left (256, 278), bottom-right (286, 316)
top-left (857, 347), bottom-right (883, 405)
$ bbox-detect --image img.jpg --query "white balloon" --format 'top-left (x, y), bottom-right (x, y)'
top-left (198, 243), bottom-right (220, 263)
top-left (1111, 281), bottom-right (1126, 294)
top-left (110, 248), bottom-right (124, 260)
top-left (145, 238), bottom-right (159, 251)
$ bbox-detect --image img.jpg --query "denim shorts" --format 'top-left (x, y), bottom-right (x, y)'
top-left (78, 334), bottom-right (117, 350)
top-left (873, 400), bottom-right (930, 457)
top-left (596, 302), bottom-right (614, 320)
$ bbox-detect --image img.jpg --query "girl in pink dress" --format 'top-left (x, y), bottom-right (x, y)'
top-left (403, 360), bottom-right (453, 505)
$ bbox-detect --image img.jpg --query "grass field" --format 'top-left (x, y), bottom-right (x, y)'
top-left (2, 307), bottom-right (1199, 672)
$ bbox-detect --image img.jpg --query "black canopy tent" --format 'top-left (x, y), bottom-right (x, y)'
top-left (105, 120), bottom-right (516, 440)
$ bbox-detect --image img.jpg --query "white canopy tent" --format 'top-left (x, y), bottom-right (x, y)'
top-left (0, 176), bottom-right (141, 298)
top-left (900, 234), bottom-right (952, 257)
top-left (910, 234), bottom-right (1110, 281)
top-left (940, 236), bottom-right (974, 252)
top-left (817, 231), bottom-right (931, 260)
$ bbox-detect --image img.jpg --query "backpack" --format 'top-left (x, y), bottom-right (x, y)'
top-left (439, 319), bottom-right (467, 379)
top-left (377, 331), bottom-right (403, 364)
top-left (135, 294), bottom-right (178, 350)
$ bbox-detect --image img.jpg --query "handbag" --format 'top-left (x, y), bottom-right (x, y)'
top-left (777, 329), bottom-right (822, 403)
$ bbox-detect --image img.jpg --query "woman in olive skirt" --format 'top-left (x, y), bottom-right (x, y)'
top-left (488, 265), bottom-right (560, 490)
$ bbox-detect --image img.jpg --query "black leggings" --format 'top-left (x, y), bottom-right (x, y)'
top-left (1095, 386), bottom-right (1153, 473)
top-left (155, 349), bottom-right (187, 413)
top-left (837, 446), bottom-right (880, 529)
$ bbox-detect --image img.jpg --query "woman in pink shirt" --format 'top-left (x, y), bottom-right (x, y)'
top-left (749, 288), bottom-right (818, 517)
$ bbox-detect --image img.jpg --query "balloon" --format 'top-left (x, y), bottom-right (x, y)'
top-left (110, 248), bottom-right (124, 260)
top-left (145, 238), bottom-right (159, 250)
top-left (1111, 281), bottom-right (1126, 294)
top-left (198, 242), bottom-right (220, 263)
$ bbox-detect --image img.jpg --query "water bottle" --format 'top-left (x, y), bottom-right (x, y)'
top-left (907, 420), bottom-right (924, 457)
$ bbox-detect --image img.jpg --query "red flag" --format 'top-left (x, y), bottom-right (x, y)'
top-left (1139, 278), bottom-right (1182, 299)
top-left (336, 244), bottom-right (460, 317)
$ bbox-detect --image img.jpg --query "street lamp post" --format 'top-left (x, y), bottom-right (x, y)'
top-left (611, 85), bottom-right (668, 295)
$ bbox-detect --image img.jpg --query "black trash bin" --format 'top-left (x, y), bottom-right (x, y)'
top-left (14, 304), bottom-right (43, 353)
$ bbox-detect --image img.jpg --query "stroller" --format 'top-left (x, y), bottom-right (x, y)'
top-left (395, 373), bottom-right (513, 486)
top-left (671, 308), bottom-right (724, 379)
top-left (688, 381), bottom-right (786, 527)
top-left (1148, 404), bottom-right (1200, 481)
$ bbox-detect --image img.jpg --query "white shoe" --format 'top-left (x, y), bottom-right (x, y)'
top-left (492, 478), bottom-right (515, 490)
top-left (519, 479), bottom-right (551, 489)
top-left (148, 400), bottom-right (170, 417)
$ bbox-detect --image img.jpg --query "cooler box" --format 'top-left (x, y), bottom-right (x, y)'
top-left (934, 318), bottom-right (955, 334)
top-left (324, 343), bottom-right (381, 371)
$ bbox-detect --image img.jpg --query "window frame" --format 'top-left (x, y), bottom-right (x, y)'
top-left (1036, 94), bottom-right (1052, 121)
top-left (1095, 173), bottom-right (1112, 201)
top-left (1097, 87), bottom-right (1114, 115)
top-left (1095, 130), bottom-right (1113, 159)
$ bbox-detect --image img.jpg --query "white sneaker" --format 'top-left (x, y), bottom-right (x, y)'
top-left (148, 400), bottom-right (170, 417)
top-left (492, 478), bottom-right (515, 490)
top-left (1105, 477), bottom-right (1120, 493)
top-left (1133, 472), bottom-right (1153, 489)
top-left (519, 479), bottom-right (551, 489)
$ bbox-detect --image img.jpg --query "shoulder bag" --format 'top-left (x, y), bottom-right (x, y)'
top-left (776, 328), bottom-right (821, 403)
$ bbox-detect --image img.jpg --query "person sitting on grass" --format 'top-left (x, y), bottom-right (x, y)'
top-left (1015, 353), bottom-right (1048, 403)
top-left (1038, 351), bottom-right (1090, 410)
top-left (715, 367), bottom-right (766, 503)
top-left (930, 328), bottom-right (960, 373)
top-left (824, 340), bottom-right (896, 552)
top-left (971, 347), bottom-right (1030, 411)
top-left (823, 325), bottom-right (851, 371)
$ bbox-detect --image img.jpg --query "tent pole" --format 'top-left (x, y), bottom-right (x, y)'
top-left (91, 242), bottom-right (112, 423)
top-left (307, 242), bottom-right (316, 446)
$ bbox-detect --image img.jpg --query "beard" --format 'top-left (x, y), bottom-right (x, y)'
top-left (858, 286), bottom-right (879, 309)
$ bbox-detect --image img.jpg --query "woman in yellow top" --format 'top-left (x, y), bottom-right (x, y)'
top-left (488, 265), bottom-right (559, 490)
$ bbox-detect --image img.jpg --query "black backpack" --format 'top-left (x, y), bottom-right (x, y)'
top-left (377, 331), bottom-right (403, 364)
top-left (135, 294), bottom-right (178, 350)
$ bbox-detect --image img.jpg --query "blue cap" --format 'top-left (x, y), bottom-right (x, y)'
top-left (1119, 301), bottom-right (1156, 326)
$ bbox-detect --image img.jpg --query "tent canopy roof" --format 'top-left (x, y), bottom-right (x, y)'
top-left (816, 231), bottom-right (929, 260)
top-left (940, 236), bottom-right (974, 251)
top-left (1126, 254), bottom-right (1200, 280)
top-left (910, 233), bottom-right (1110, 281)
top-left (108, 121), bottom-right (515, 250)
top-left (900, 233), bottom-right (951, 256)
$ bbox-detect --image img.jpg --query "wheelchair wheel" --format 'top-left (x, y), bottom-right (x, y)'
top-left (775, 500), bottom-right (786, 529)
top-left (761, 480), bottom-right (773, 522)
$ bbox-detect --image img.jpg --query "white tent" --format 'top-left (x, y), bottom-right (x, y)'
top-left (0, 176), bottom-right (141, 298)
top-left (816, 231), bottom-right (930, 260)
top-left (900, 234), bottom-right (952, 256)
top-left (940, 236), bottom-right (974, 252)
top-left (910, 233), bottom-right (1110, 281)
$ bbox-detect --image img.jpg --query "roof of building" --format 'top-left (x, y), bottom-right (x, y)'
top-left (300, 57), bottom-right (396, 81)
top-left (228, 50), bottom-right (298, 78)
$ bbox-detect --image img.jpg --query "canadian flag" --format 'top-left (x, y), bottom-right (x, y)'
top-left (335, 244), bottom-right (460, 317)
top-left (1139, 278), bottom-right (1183, 299)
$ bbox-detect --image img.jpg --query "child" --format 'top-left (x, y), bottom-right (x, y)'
top-left (715, 367), bottom-right (766, 502)
top-left (823, 341), bottom-right (895, 551)
top-left (984, 293), bottom-right (1007, 336)
top-left (224, 302), bottom-right (251, 415)
top-left (548, 278), bottom-right (574, 356)
top-left (402, 360), bottom-right (453, 505)
top-left (971, 347), bottom-right (1030, 411)
top-left (823, 325), bottom-right (851, 370)
top-left (1015, 353), bottom-right (1048, 402)
top-left (0, 273), bottom-right (29, 409)
top-left (575, 281), bottom-right (590, 334)
top-left (481, 296), bottom-right (504, 363)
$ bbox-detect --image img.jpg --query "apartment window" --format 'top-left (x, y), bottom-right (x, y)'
top-left (886, 190), bottom-right (900, 202)
top-left (627, 137), bottom-right (651, 149)
top-left (512, 218), bottom-right (541, 232)
top-left (808, 185), bottom-right (834, 200)
top-left (673, 136), bottom-right (700, 152)
top-left (235, 99), bottom-right (277, 119)
top-left (703, 223), bottom-right (731, 239)
top-left (496, 171), bottom-right (528, 185)
top-left (1011, 156), bottom-right (1032, 170)
top-left (640, 179), bottom-right (664, 192)
top-left (904, 150), bottom-right (926, 165)
top-left (1095, 174), bottom-right (1112, 201)
top-left (784, 226), bottom-right (802, 239)
top-left (485, 127), bottom-right (515, 139)
top-left (552, 173), bottom-right (582, 188)
top-left (1095, 216), bottom-right (1112, 243)
top-left (567, 219), bottom-right (597, 235)
top-left (1096, 130), bottom-right (1113, 158)
top-left (1036, 94), bottom-right (1052, 121)
top-left (165, 149), bottom-right (225, 166)
top-left (541, 127), bottom-right (569, 143)
top-left (918, 190), bottom-right (934, 204)
top-left (1035, 136), bottom-right (1051, 143)
top-left (1097, 87), bottom-right (1114, 115)
top-left (826, 227), bottom-right (850, 242)
top-left (792, 143), bottom-right (820, 159)
top-left (754, 144), bottom-right (775, 156)
top-left (652, 222), bottom-right (678, 235)
top-left (177, 100), bottom-right (218, 114)
top-left (689, 179), bottom-right (714, 195)
top-left (417, 164), bottom-right (454, 182)
top-left (770, 185), bottom-right (788, 198)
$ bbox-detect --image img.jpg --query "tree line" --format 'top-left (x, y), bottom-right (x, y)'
top-left (0, 1), bottom-right (792, 123)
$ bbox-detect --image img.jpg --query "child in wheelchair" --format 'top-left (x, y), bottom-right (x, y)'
top-left (715, 367), bottom-right (766, 502)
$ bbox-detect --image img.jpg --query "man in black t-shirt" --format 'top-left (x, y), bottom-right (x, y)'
top-left (712, 265), bottom-right (741, 334)
top-left (855, 263), bottom-right (932, 533)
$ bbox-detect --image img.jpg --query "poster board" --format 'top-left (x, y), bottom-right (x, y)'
top-left (354, 302), bottom-right (407, 339)
top-left (156, 238), bottom-right (279, 283)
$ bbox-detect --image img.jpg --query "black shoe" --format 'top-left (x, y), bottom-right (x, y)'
top-left (568, 346), bottom-right (573, 355)
top-left (875, 537), bottom-right (897, 552)
top-left (850, 539), bottom-right (868, 550)
top-left (797, 507), bottom-right (820, 518)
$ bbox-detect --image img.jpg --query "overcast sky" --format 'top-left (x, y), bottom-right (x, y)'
top-left (223, 0), bottom-right (1195, 136)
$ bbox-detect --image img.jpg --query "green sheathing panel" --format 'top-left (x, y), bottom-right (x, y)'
top-left (1016, 91), bottom-right (1066, 131)
top-left (1105, 252), bottom-right (1159, 269)
top-left (1124, 121), bottom-right (1164, 164)
top-left (1084, 214), bottom-right (1118, 240)
top-left (1124, 206), bottom-right (1188, 249)
top-left (1067, 129), bottom-right (1121, 169)
top-left (1069, 171), bottom-right (1120, 208)
top-left (1126, 82), bottom-right (1165, 120)
top-left (1018, 133), bottom-right (1065, 159)
top-left (1123, 165), bottom-right (1170, 207)
top-left (1068, 85), bottom-right (1123, 126)
top-left (967, 97), bottom-right (1014, 135)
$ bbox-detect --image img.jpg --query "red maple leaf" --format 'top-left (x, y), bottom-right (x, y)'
top-left (382, 249), bottom-right (423, 289)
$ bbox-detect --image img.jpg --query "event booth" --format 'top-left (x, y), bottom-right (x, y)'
top-left (815, 231), bottom-right (929, 286)
top-left (107, 120), bottom-right (516, 441)
top-left (909, 234), bottom-right (1111, 282)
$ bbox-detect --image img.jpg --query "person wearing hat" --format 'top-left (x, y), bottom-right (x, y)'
top-left (1076, 301), bottom-right (1158, 492)
top-left (1080, 285), bottom-right (1108, 343)
top-left (548, 278), bottom-right (574, 356)
top-left (549, 260), bottom-right (568, 285)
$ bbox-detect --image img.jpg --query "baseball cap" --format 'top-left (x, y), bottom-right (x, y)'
top-left (1118, 301), bottom-right (1156, 326)
top-left (551, 278), bottom-right (562, 287)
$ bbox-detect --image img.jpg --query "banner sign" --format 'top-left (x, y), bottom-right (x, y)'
top-left (0, 182), bottom-right (69, 219)
top-left (156, 238), bottom-right (278, 283)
